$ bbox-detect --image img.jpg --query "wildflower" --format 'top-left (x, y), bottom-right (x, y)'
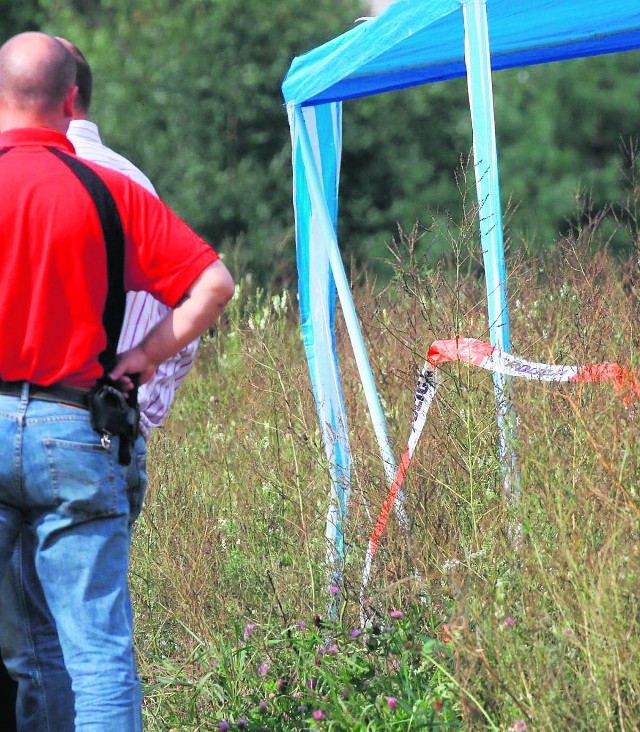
top-left (329, 585), bottom-right (340, 596)
top-left (276, 677), bottom-right (288, 692)
top-left (563, 626), bottom-right (574, 637)
top-left (209, 658), bottom-right (220, 670)
top-left (312, 710), bottom-right (325, 721)
top-left (389, 610), bottom-right (403, 619)
top-left (386, 656), bottom-right (400, 673)
top-left (292, 691), bottom-right (304, 699)
top-left (350, 628), bottom-right (362, 639)
top-left (243, 623), bottom-right (256, 641)
top-left (342, 688), bottom-right (350, 700)
top-left (306, 677), bottom-right (317, 690)
top-left (258, 662), bottom-right (270, 676)
top-left (259, 700), bottom-right (268, 713)
top-left (387, 697), bottom-right (398, 711)
top-left (297, 705), bottom-right (307, 714)
top-left (508, 721), bottom-right (527, 732)
top-left (218, 723), bottom-right (229, 731)
top-left (503, 616), bottom-right (517, 628)
top-left (236, 719), bottom-right (248, 729)
top-left (296, 619), bottom-right (307, 631)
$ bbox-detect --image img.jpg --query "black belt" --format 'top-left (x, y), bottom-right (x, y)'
top-left (0, 381), bottom-right (90, 410)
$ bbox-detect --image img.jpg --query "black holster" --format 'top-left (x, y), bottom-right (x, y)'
top-left (89, 378), bottom-right (140, 466)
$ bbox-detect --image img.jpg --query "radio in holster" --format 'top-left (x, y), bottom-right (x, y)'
top-left (89, 378), bottom-right (140, 466)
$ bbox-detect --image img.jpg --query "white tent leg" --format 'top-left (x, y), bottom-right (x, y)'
top-left (462, 0), bottom-right (521, 534)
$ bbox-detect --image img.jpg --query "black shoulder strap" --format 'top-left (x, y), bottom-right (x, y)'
top-left (46, 147), bottom-right (126, 375)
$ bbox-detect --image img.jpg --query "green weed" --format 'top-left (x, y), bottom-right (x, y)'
top-left (131, 201), bottom-right (639, 730)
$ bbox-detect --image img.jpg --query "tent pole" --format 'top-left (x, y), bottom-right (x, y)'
top-left (291, 103), bottom-right (351, 616)
top-left (462, 0), bottom-right (521, 525)
top-left (293, 106), bottom-right (402, 488)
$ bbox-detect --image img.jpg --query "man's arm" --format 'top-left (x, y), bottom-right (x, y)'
top-left (110, 259), bottom-right (234, 390)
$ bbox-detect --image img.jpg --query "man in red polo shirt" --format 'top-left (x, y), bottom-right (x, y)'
top-left (0, 32), bottom-right (234, 731)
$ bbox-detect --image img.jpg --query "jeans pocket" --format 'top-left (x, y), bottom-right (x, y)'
top-left (44, 437), bottom-right (128, 519)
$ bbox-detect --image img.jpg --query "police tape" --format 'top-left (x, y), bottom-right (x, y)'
top-left (360, 363), bottom-right (440, 596)
top-left (428, 338), bottom-right (640, 405)
top-left (360, 338), bottom-right (640, 595)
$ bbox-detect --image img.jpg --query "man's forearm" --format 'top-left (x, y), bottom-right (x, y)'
top-left (110, 260), bottom-right (234, 387)
top-left (140, 287), bottom-right (226, 365)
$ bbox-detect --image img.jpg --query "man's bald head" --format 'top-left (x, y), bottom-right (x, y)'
top-left (0, 32), bottom-right (76, 130)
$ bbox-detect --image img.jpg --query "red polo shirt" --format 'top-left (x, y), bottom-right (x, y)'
top-left (0, 127), bottom-right (218, 388)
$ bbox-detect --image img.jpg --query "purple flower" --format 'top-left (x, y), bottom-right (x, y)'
top-left (351, 628), bottom-right (362, 639)
top-left (236, 719), bottom-right (248, 729)
top-left (258, 662), bottom-right (270, 676)
top-left (329, 585), bottom-right (340, 596)
top-left (218, 722), bottom-right (229, 731)
top-left (243, 623), bottom-right (256, 641)
top-left (389, 610), bottom-right (403, 619)
top-left (387, 696), bottom-right (398, 711)
top-left (503, 616), bottom-right (517, 628)
top-left (312, 709), bottom-right (325, 721)
top-left (297, 704), bottom-right (307, 714)
top-left (306, 677), bottom-right (317, 690)
top-left (292, 691), bottom-right (303, 699)
top-left (319, 642), bottom-right (338, 656)
top-left (259, 700), bottom-right (268, 713)
top-left (509, 722), bottom-right (527, 732)
top-left (342, 688), bottom-right (350, 700)
top-left (296, 619), bottom-right (307, 630)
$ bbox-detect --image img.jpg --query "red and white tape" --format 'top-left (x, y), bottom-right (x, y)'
top-left (360, 338), bottom-right (639, 598)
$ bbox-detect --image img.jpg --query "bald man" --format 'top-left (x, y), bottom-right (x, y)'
top-left (0, 36), bottom-right (216, 731)
top-left (0, 32), bottom-right (234, 731)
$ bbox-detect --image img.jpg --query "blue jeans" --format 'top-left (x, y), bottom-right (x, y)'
top-left (0, 386), bottom-right (146, 731)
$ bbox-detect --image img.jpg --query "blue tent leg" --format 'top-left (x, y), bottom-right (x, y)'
top-left (462, 0), bottom-right (521, 533)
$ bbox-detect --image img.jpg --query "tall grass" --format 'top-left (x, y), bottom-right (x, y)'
top-left (130, 195), bottom-right (640, 729)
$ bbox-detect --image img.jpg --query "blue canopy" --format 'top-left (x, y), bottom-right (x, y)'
top-left (283, 0), bottom-right (640, 105)
top-left (282, 0), bottom-right (640, 605)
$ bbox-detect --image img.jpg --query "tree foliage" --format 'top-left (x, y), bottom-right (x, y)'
top-left (42, 0), bottom-right (365, 286)
top-left (0, 0), bottom-right (44, 37)
top-left (8, 1), bottom-right (640, 285)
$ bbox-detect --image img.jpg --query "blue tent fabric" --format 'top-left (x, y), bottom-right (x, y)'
top-left (283, 0), bottom-right (640, 106)
top-left (289, 104), bottom-right (352, 594)
top-left (283, 0), bottom-right (640, 598)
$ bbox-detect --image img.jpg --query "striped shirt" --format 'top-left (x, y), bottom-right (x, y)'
top-left (67, 119), bottom-right (199, 438)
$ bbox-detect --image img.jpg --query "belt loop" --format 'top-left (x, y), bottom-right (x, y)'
top-left (20, 381), bottom-right (30, 407)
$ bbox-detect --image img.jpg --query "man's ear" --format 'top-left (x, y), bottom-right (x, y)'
top-left (63, 85), bottom-right (78, 118)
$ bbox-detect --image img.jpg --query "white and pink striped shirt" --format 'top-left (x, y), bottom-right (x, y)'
top-left (67, 119), bottom-right (199, 438)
